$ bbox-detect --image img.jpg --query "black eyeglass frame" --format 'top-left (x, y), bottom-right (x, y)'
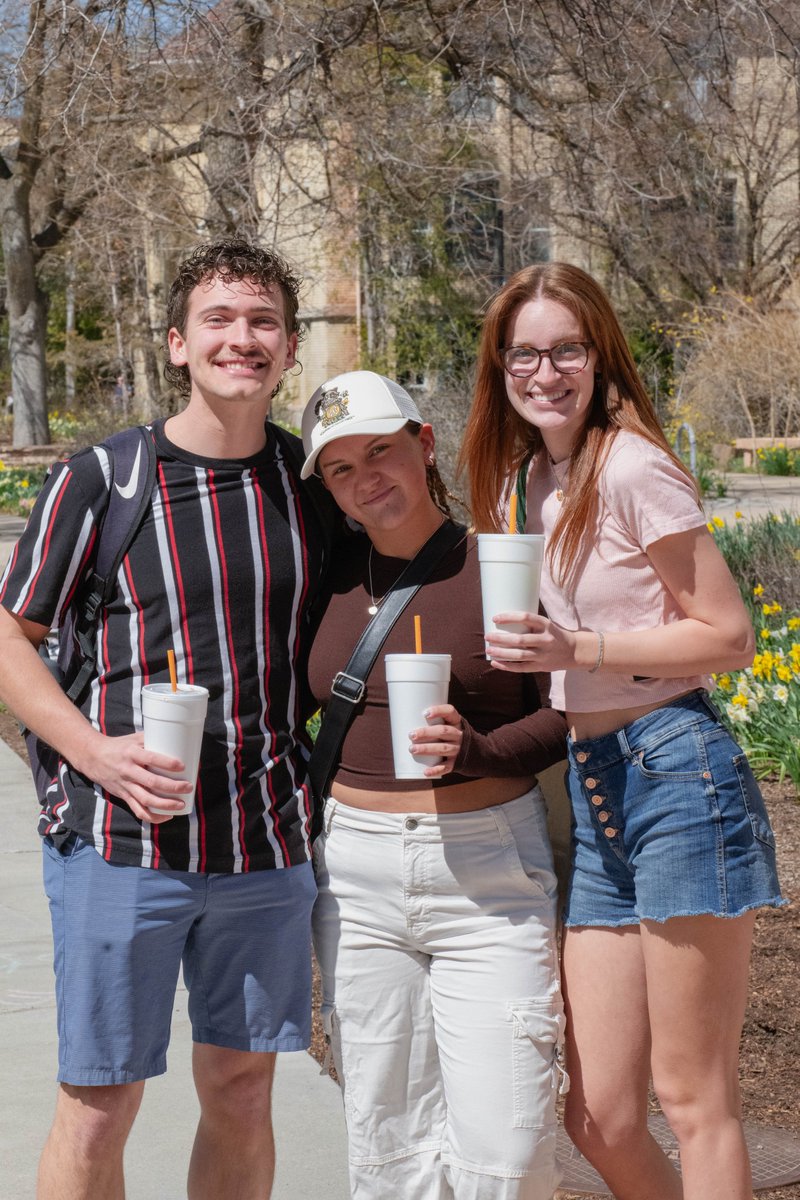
top-left (501, 341), bottom-right (594, 378)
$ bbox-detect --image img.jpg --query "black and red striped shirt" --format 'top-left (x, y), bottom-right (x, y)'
top-left (0, 420), bottom-right (331, 872)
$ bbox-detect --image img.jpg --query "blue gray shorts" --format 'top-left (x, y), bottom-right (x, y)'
top-left (42, 834), bottom-right (316, 1085)
top-left (564, 691), bottom-right (785, 927)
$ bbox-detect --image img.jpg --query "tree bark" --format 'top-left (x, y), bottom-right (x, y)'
top-left (0, 175), bottom-right (50, 447)
top-left (1, 0), bottom-right (49, 446)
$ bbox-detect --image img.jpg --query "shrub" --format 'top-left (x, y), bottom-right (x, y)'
top-left (677, 294), bottom-right (800, 445)
top-left (756, 445), bottom-right (800, 477)
top-left (0, 464), bottom-right (49, 516)
top-left (693, 452), bottom-right (727, 499)
top-left (714, 600), bottom-right (800, 795)
top-left (707, 514), bottom-right (800, 792)
top-left (47, 409), bottom-right (83, 442)
top-left (708, 512), bottom-right (800, 616)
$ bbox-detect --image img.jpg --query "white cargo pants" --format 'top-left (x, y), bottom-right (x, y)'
top-left (312, 788), bottom-right (567, 1200)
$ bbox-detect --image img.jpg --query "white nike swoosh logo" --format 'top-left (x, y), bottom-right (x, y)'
top-left (114, 443), bottom-right (142, 500)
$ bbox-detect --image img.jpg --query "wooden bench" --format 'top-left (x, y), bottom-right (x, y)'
top-left (732, 437), bottom-right (800, 468)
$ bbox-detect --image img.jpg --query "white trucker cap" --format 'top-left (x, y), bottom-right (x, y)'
top-left (300, 370), bottom-right (423, 479)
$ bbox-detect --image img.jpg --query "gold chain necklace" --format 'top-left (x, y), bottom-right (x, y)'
top-left (549, 455), bottom-right (570, 503)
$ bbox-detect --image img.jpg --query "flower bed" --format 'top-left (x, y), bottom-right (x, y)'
top-left (0, 463), bottom-right (48, 516)
top-left (715, 597), bottom-right (800, 793)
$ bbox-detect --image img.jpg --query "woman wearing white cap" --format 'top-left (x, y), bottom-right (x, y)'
top-left (302, 370), bottom-right (569, 1200)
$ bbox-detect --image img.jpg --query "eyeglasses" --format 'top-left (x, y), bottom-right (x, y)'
top-left (501, 341), bottom-right (593, 378)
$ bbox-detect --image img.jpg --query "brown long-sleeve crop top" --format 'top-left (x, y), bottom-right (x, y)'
top-left (307, 530), bottom-right (568, 792)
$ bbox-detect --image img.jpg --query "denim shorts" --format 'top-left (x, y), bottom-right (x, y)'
top-left (564, 691), bottom-right (785, 927)
top-left (42, 834), bottom-right (316, 1085)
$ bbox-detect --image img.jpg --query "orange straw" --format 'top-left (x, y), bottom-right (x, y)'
top-left (509, 492), bottom-right (518, 535)
top-left (167, 649), bottom-right (178, 693)
top-left (414, 614), bottom-right (422, 655)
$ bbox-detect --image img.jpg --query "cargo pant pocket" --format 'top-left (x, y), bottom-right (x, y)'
top-left (320, 1003), bottom-right (356, 1119)
top-left (509, 996), bottom-right (569, 1129)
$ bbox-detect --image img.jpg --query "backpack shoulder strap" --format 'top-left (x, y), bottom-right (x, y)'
top-left (64, 425), bottom-right (157, 702)
top-left (92, 426), bottom-right (158, 587)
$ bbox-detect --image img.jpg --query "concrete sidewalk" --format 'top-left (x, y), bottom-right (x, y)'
top-left (0, 515), bottom-right (26, 574)
top-left (703, 471), bottom-right (800, 521)
top-left (0, 738), bottom-right (349, 1200)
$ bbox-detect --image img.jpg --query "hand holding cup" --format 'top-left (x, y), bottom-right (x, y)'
top-left (409, 703), bottom-right (464, 778)
top-left (142, 682), bottom-right (209, 815)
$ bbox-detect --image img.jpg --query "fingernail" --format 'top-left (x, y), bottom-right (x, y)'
top-left (423, 708), bottom-right (432, 718)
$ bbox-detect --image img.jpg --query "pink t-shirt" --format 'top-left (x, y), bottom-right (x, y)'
top-left (523, 430), bottom-right (711, 712)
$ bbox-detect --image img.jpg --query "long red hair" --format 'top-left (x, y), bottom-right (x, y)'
top-left (458, 263), bottom-right (698, 585)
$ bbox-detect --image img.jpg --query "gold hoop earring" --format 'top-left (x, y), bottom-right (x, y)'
top-left (289, 361), bottom-right (304, 377)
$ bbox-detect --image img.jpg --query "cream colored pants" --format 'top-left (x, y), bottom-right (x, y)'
top-left (313, 788), bottom-right (567, 1200)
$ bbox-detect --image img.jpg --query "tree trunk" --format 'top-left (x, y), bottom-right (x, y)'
top-left (1, 0), bottom-right (49, 447)
top-left (0, 178), bottom-right (50, 447)
top-left (65, 257), bottom-right (76, 410)
top-left (131, 337), bottom-right (163, 423)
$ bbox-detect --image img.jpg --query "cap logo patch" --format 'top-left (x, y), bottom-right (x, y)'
top-left (315, 386), bottom-right (351, 428)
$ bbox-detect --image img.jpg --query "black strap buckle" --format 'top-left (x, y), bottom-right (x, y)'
top-left (331, 672), bottom-right (366, 704)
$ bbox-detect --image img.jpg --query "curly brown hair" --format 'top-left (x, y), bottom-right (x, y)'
top-left (164, 238), bottom-right (304, 396)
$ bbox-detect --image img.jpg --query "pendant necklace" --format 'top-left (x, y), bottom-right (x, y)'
top-left (367, 543), bottom-right (380, 614)
top-left (366, 517), bottom-right (448, 613)
top-left (549, 455), bottom-right (569, 503)
top-left (366, 543), bottom-right (398, 615)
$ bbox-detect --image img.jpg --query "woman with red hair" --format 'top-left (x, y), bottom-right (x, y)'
top-left (460, 263), bottom-right (784, 1200)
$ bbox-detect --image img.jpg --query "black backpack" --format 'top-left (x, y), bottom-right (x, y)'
top-left (25, 422), bottom-right (333, 804)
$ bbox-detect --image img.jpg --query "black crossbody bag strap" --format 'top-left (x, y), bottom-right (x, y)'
top-left (308, 520), bottom-right (467, 836)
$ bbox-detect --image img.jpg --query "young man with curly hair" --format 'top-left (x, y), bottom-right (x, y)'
top-left (0, 239), bottom-right (334, 1200)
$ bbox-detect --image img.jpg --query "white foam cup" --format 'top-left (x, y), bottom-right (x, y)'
top-left (385, 653), bottom-right (452, 780)
top-left (141, 683), bottom-right (209, 816)
top-left (477, 533), bottom-right (545, 646)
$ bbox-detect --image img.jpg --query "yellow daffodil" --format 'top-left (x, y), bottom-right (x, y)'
top-left (753, 584), bottom-right (764, 597)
